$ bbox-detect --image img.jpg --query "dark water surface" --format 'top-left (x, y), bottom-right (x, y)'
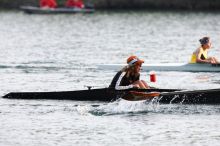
top-left (0, 10), bottom-right (220, 146)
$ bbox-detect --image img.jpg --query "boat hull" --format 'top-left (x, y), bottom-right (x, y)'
top-left (3, 88), bottom-right (117, 101)
top-left (98, 63), bottom-right (220, 72)
top-left (158, 88), bottom-right (220, 104)
top-left (2, 88), bottom-right (220, 104)
top-left (20, 6), bottom-right (95, 14)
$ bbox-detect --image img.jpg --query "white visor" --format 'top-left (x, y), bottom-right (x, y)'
top-left (128, 58), bottom-right (138, 66)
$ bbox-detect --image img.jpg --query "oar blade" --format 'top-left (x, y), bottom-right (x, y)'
top-left (122, 91), bottom-right (160, 101)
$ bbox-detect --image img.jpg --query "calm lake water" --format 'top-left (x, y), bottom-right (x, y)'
top-left (0, 10), bottom-right (220, 146)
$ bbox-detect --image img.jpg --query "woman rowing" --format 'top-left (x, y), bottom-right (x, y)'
top-left (190, 37), bottom-right (219, 64)
top-left (109, 55), bottom-right (150, 90)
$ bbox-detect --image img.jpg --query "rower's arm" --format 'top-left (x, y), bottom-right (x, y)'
top-left (115, 72), bottom-right (134, 90)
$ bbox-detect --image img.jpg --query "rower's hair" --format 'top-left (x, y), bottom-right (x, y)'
top-left (199, 36), bottom-right (210, 45)
top-left (121, 66), bottom-right (139, 78)
top-left (121, 65), bottom-right (129, 72)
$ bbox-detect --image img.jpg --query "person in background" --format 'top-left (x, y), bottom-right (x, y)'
top-left (40, 0), bottom-right (57, 8)
top-left (65, 0), bottom-right (85, 8)
top-left (190, 37), bottom-right (219, 64)
top-left (109, 55), bottom-right (150, 90)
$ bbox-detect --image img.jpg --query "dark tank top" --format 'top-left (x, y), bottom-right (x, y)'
top-left (109, 71), bottom-right (140, 88)
top-left (200, 54), bottom-right (206, 60)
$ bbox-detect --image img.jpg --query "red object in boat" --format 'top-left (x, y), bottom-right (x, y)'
top-left (150, 71), bottom-right (156, 82)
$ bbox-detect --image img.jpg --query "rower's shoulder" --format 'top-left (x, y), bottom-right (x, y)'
top-left (193, 47), bottom-right (203, 54)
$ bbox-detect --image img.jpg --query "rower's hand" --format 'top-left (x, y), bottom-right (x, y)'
top-left (133, 85), bottom-right (139, 89)
top-left (211, 60), bottom-right (216, 64)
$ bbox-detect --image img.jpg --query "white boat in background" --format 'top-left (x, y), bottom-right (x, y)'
top-left (98, 63), bottom-right (220, 72)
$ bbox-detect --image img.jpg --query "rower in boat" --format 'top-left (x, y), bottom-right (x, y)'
top-left (40, 0), bottom-right (57, 8)
top-left (65, 0), bottom-right (85, 8)
top-left (190, 37), bottom-right (219, 64)
top-left (109, 55), bottom-right (150, 90)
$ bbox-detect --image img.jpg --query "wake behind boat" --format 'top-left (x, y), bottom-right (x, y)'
top-left (98, 63), bottom-right (220, 72)
top-left (20, 6), bottom-right (95, 14)
top-left (3, 87), bottom-right (220, 104)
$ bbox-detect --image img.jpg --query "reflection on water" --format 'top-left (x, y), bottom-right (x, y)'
top-left (195, 75), bottom-right (210, 82)
top-left (85, 99), bottom-right (220, 116)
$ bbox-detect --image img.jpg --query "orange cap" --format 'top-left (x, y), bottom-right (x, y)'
top-left (127, 55), bottom-right (144, 66)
